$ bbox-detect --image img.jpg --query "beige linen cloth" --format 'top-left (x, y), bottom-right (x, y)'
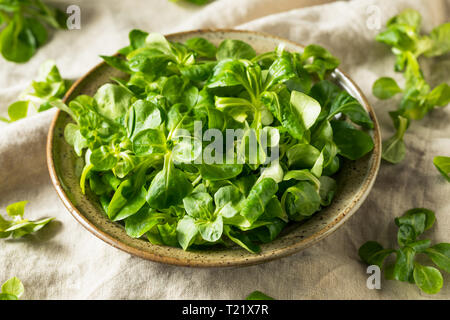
top-left (1, 0), bottom-right (449, 299)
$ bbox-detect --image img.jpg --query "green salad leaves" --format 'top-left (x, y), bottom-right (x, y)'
top-left (0, 200), bottom-right (54, 238)
top-left (372, 9), bottom-right (450, 164)
top-left (56, 30), bottom-right (374, 253)
top-left (0, 277), bottom-right (24, 300)
top-left (0, 0), bottom-right (67, 63)
top-left (0, 60), bottom-right (70, 123)
top-left (359, 208), bottom-right (450, 294)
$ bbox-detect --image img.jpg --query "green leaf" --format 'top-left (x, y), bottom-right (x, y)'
top-left (393, 247), bottom-right (416, 282)
top-left (322, 155), bottom-right (340, 176)
top-left (282, 181), bottom-right (321, 221)
top-left (262, 197), bottom-right (288, 222)
top-left (206, 59), bottom-right (260, 99)
top-left (125, 207), bottom-right (166, 238)
top-left (433, 156), bottom-right (450, 182)
top-left (331, 120), bottom-right (374, 160)
top-left (285, 65), bottom-right (312, 94)
top-left (176, 215), bottom-right (198, 250)
top-left (264, 52), bottom-right (296, 90)
top-left (382, 115), bottom-right (408, 164)
top-left (1, 277), bottom-right (24, 298)
top-left (397, 224), bottom-right (417, 246)
top-left (79, 162), bottom-right (93, 195)
top-left (395, 208), bottom-right (435, 236)
top-left (94, 84), bottom-right (134, 122)
top-left (0, 215), bottom-right (12, 236)
top-left (290, 90), bottom-right (321, 130)
top-left (156, 222), bottom-right (179, 247)
top-left (387, 9), bottom-right (422, 31)
top-left (90, 146), bottom-right (117, 171)
top-left (215, 96), bottom-right (255, 123)
top-left (183, 192), bottom-right (214, 220)
top-left (6, 201), bottom-right (28, 218)
top-left (180, 62), bottom-right (216, 81)
top-left (128, 29), bottom-right (149, 50)
top-left (0, 293), bottom-right (18, 300)
top-left (246, 291), bottom-right (275, 300)
top-left (185, 37), bottom-right (216, 59)
top-left (301, 44), bottom-right (340, 79)
top-left (146, 155), bottom-right (193, 210)
top-left (143, 32), bottom-right (173, 54)
top-left (224, 225), bottom-right (260, 253)
top-left (286, 144), bottom-right (321, 169)
top-left (171, 0), bottom-right (211, 6)
top-left (127, 50), bottom-right (172, 76)
top-left (198, 163), bottom-right (243, 181)
top-left (261, 89), bottom-right (307, 140)
top-left (413, 263), bottom-right (443, 294)
top-left (3, 216), bottom-right (54, 238)
top-left (197, 215), bottom-right (223, 242)
top-left (426, 83), bottom-right (450, 107)
top-left (0, 14), bottom-right (36, 63)
top-left (258, 160), bottom-right (284, 184)
top-left (0, 116), bottom-right (10, 123)
top-left (309, 80), bottom-right (341, 120)
top-left (216, 39), bottom-right (256, 60)
top-left (108, 180), bottom-right (147, 221)
top-left (358, 241), bottom-right (395, 268)
top-left (88, 174), bottom-right (111, 196)
top-left (372, 77), bottom-right (402, 100)
top-left (214, 185), bottom-right (243, 209)
top-left (283, 169), bottom-right (320, 190)
top-left (101, 55), bottom-right (132, 74)
top-left (64, 123), bottom-right (87, 156)
top-left (424, 243), bottom-right (450, 273)
top-left (318, 176), bottom-right (337, 206)
top-left (424, 22), bottom-right (450, 57)
top-left (376, 24), bottom-right (417, 52)
top-left (162, 75), bottom-right (188, 105)
top-left (327, 91), bottom-right (373, 129)
top-left (311, 120), bottom-right (333, 150)
top-left (24, 17), bottom-right (47, 47)
top-left (248, 218), bottom-right (286, 243)
top-left (7, 101), bottom-right (30, 122)
top-left (407, 239), bottom-right (431, 253)
top-left (132, 129), bottom-right (166, 156)
top-left (241, 178), bottom-right (278, 224)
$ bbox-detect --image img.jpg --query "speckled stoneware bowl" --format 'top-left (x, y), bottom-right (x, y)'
top-left (47, 29), bottom-right (381, 268)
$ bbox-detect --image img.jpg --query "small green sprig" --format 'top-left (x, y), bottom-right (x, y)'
top-left (0, 60), bottom-right (71, 123)
top-left (245, 291), bottom-right (274, 300)
top-left (0, 0), bottom-right (67, 63)
top-left (0, 201), bottom-right (54, 239)
top-left (0, 277), bottom-right (24, 300)
top-left (372, 9), bottom-right (450, 164)
top-left (359, 208), bottom-right (450, 294)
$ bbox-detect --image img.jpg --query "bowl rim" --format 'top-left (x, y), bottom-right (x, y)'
top-left (47, 28), bottom-right (382, 268)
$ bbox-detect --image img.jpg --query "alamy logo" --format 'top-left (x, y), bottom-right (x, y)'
top-left (366, 5), bottom-right (382, 31)
top-left (366, 265), bottom-right (381, 290)
top-left (66, 5), bottom-right (81, 30)
top-left (170, 120), bottom-right (280, 165)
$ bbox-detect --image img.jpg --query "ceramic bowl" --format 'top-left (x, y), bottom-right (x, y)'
top-left (47, 29), bottom-right (381, 267)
